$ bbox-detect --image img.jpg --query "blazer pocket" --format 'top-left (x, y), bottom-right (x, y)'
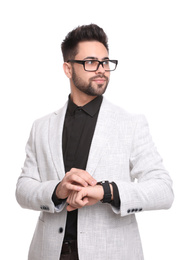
top-left (39, 211), bottom-right (45, 222)
top-left (29, 216), bottom-right (45, 259)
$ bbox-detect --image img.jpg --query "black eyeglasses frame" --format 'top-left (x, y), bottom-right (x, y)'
top-left (67, 59), bottom-right (118, 72)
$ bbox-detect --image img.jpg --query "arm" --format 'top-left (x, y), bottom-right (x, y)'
top-left (15, 122), bottom-right (59, 213)
top-left (16, 122), bottom-right (97, 213)
top-left (66, 116), bottom-right (174, 215)
top-left (115, 115), bottom-right (174, 217)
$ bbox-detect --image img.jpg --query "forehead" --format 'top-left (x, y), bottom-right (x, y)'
top-left (75, 41), bottom-right (109, 59)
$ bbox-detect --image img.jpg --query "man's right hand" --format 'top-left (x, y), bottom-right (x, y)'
top-left (55, 168), bottom-right (97, 200)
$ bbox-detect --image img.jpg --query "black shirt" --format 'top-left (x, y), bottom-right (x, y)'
top-left (63, 96), bottom-right (102, 240)
top-left (52, 95), bottom-right (120, 241)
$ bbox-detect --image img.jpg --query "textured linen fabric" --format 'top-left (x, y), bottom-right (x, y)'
top-left (16, 97), bottom-right (174, 260)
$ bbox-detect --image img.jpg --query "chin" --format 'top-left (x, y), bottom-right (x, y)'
top-left (86, 85), bottom-right (107, 96)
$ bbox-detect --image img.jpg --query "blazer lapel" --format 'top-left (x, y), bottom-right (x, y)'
top-left (48, 98), bottom-right (115, 180)
top-left (49, 103), bottom-right (68, 180)
top-left (86, 98), bottom-right (116, 176)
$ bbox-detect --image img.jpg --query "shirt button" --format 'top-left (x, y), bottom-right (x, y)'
top-left (59, 227), bottom-right (63, 233)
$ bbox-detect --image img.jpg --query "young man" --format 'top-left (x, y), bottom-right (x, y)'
top-left (16, 24), bottom-right (174, 260)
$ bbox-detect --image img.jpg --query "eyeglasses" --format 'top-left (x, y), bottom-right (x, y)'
top-left (67, 59), bottom-right (118, 72)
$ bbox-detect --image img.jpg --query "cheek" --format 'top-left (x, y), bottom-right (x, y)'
top-left (74, 67), bottom-right (93, 81)
top-left (106, 72), bottom-right (110, 79)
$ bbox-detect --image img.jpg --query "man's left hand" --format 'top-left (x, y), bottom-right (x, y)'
top-left (66, 185), bottom-right (104, 211)
top-left (66, 184), bottom-right (114, 211)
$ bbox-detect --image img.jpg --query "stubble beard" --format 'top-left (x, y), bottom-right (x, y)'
top-left (71, 68), bottom-right (109, 97)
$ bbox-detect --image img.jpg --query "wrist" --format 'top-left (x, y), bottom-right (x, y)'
top-left (52, 182), bottom-right (64, 206)
top-left (96, 185), bottom-right (104, 201)
top-left (97, 181), bottom-right (113, 203)
top-left (55, 182), bottom-right (66, 200)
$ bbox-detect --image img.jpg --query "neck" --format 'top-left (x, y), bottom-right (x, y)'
top-left (70, 86), bottom-right (97, 106)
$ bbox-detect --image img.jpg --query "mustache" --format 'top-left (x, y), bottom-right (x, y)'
top-left (90, 75), bottom-right (109, 81)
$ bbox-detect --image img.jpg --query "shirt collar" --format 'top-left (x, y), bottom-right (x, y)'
top-left (67, 95), bottom-right (103, 117)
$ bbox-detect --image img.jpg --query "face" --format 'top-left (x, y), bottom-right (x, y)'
top-left (67, 41), bottom-right (110, 97)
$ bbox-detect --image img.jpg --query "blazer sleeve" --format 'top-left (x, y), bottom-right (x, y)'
top-left (15, 122), bottom-right (66, 213)
top-left (113, 115), bottom-right (174, 217)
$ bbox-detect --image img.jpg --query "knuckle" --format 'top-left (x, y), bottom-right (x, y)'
top-left (59, 180), bottom-right (65, 189)
top-left (66, 182), bottom-right (72, 189)
top-left (65, 171), bottom-right (71, 177)
top-left (70, 175), bottom-right (75, 181)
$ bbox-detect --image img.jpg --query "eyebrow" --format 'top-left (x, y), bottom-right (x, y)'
top-left (83, 56), bottom-right (109, 60)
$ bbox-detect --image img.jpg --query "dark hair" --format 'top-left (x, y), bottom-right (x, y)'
top-left (61, 24), bottom-right (109, 61)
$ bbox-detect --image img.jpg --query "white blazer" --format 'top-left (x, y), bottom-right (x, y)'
top-left (16, 98), bottom-right (174, 260)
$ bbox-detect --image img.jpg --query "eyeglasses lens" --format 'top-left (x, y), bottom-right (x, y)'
top-left (84, 60), bottom-right (116, 71)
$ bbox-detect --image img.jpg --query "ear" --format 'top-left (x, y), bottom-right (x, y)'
top-left (63, 62), bottom-right (72, 79)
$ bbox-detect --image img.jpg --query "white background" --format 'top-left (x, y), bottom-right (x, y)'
top-left (0, 0), bottom-right (191, 259)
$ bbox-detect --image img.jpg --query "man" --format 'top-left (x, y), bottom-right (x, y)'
top-left (16, 24), bottom-right (174, 260)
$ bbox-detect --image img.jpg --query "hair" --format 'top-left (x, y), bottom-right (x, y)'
top-left (61, 24), bottom-right (109, 61)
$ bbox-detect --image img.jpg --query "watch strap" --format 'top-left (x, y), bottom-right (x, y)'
top-left (97, 181), bottom-right (112, 203)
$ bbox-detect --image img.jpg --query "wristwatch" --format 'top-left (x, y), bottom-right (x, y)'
top-left (97, 181), bottom-right (112, 203)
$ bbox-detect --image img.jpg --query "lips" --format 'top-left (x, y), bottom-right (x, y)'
top-left (93, 78), bottom-right (106, 83)
top-left (91, 76), bottom-right (108, 84)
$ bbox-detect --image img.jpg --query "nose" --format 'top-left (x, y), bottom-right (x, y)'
top-left (96, 63), bottom-right (106, 74)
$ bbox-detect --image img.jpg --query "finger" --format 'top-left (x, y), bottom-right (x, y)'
top-left (82, 197), bottom-right (89, 204)
top-left (67, 190), bottom-right (89, 209)
top-left (66, 183), bottom-right (82, 192)
top-left (67, 173), bottom-right (89, 187)
top-left (74, 190), bottom-right (89, 206)
top-left (67, 204), bottom-right (78, 212)
top-left (68, 196), bottom-right (88, 208)
top-left (70, 168), bottom-right (97, 186)
top-left (67, 191), bottom-right (78, 205)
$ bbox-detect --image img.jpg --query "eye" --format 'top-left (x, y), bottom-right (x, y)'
top-left (103, 60), bottom-right (109, 65)
top-left (85, 60), bottom-right (97, 65)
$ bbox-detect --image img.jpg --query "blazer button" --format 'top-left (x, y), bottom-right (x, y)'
top-left (59, 227), bottom-right (63, 233)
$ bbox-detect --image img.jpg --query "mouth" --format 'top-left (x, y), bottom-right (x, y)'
top-left (91, 76), bottom-right (108, 85)
top-left (93, 78), bottom-right (106, 84)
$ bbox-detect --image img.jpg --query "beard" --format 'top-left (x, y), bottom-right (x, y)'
top-left (71, 68), bottom-right (109, 96)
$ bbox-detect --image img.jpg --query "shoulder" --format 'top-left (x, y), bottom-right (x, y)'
top-left (102, 97), bottom-right (147, 125)
top-left (32, 102), bottom-right (68, 128)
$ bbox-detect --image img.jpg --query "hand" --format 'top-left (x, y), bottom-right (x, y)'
top-left (55, 168), bottom-right (97, 200)
top-left (66, 185), bottom-right (104, 211)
